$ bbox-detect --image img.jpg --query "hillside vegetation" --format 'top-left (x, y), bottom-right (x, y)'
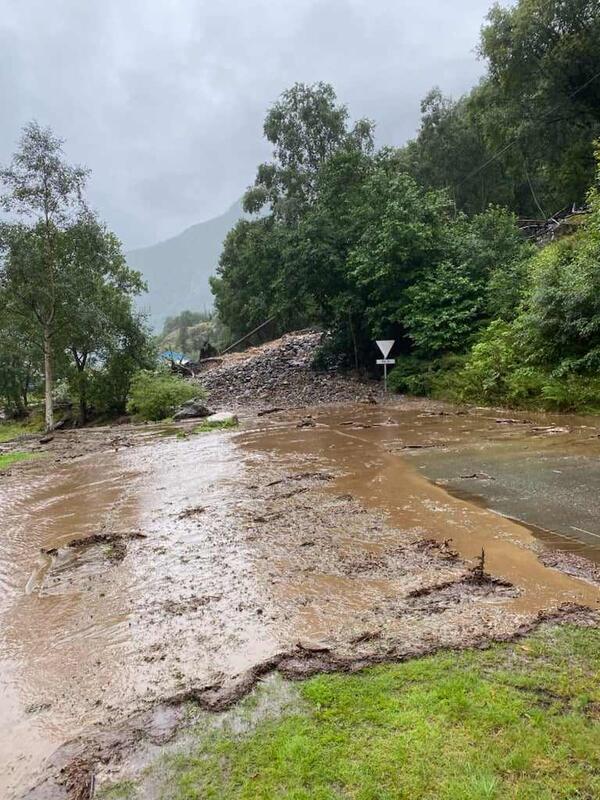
top-left (211, 0), bottom-right (600, 412)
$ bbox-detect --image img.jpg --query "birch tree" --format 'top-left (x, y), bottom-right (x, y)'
top-left (0, 122), bottom-right (88, 429)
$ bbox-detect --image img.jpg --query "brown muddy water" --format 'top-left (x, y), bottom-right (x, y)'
top-left (1, 402), bottom-right (600, 798)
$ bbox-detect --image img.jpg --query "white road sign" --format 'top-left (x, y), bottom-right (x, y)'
top-left (375, 340), bottom-right (396, 392)
top-left (376, 339), bottom-right (395, 358)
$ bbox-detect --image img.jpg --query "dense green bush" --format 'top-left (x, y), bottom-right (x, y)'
top-left (540, 374), bottom-right (600, 413)
top-left (126, 370), bottom-right (203, 421)
top-left (388, 354), bottom-right (467, 399)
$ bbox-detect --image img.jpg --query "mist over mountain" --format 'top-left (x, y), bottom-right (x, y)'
top-left (127, 200), bottom-right (243, 330)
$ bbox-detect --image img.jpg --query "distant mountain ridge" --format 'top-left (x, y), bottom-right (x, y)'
top-left (127, 200), bottom-right (244, 330)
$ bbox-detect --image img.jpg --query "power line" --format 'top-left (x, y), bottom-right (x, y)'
top-left (455, 66), bottom-right (600, 190)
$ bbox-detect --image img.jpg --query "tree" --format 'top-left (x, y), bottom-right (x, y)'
top-left (60, 216), bottom-right (148, 423)
top-left (400, 89), bottom-right (513, 215)
top-left (478, 0), bottom-right (600, 213)
top-left (243, 82), bottom-right (374, 222)
top-left (0, 304), bottom-right (39, 416)
top-left (211, 218), bottom-right (283, 339)
top-left (347, 164), bottom-right (452, 340)
top-left (88, 308), bottom-right (155, 418)
top-left (0, 122), bottom-right (88, 429)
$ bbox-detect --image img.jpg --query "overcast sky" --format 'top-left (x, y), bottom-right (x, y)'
top-left (1, 0), bottom-right (507, 249)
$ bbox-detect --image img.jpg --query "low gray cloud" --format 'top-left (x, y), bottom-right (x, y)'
top-left (0, 0), bottom-right (505, 248)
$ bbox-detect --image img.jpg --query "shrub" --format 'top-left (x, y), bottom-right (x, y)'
top-left (457, 320), bottom-right (523, 404)
top-left (540, 374), bottom-right (600, 412)
top-left (388, 353), bottom-right (467, 398)
top-left (126, 370), bottom-right (203, 421)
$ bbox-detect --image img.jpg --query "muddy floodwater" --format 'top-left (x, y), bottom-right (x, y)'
top-left (1, 402), bottom-right (599, 798)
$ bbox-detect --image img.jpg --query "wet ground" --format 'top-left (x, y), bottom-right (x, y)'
top-left (1, 401), bottom-right (599, 798)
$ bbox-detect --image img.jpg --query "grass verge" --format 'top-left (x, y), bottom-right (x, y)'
top-left (0, 451), bottom-right (38, 469)
top-left (0, 420), bottom-right (42, 443)
top-left (130, 624), bottom-right (600, 800)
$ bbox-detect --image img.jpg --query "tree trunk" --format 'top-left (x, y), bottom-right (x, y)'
top-left (73, 350), bottom-right (88, 426)
top-left (78, 371), bottom-right (87, 426)
top-left (348, 312), bottom-right (359, 372)
top-left (21, 371), bottom-right (29, 410)
top-left (43, 327), bottom-right (54, 431)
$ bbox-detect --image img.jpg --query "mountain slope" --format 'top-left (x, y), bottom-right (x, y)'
top-left (127, 200), bottom-right (243, 330)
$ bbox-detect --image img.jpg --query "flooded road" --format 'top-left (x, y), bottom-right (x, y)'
top-left (1, 432), bottom-right (279, 798)
top-left (244, 405), bottom-right (600, 611)
top-left (1, 401), bottom-right (599, 798)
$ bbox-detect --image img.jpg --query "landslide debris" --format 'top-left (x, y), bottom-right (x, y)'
top-left (195, 330), bottom-right (378, 409)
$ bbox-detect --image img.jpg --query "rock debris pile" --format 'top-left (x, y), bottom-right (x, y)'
top-left (196, 330), bottom-right (377, 409)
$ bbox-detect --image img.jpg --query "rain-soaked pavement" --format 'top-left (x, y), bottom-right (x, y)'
top-left (1, 401), bottom-right (600, 798)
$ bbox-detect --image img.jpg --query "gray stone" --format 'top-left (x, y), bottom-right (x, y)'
top-left (173, 399), bottom-right (212, 421)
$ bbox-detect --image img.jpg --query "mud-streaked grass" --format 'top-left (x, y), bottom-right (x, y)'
top-left (154, 624), bottom-right (599, 800)
top-left (0, 451), bottom-right (38, 469)
top-left (193, 418), bottom-right (238, 434)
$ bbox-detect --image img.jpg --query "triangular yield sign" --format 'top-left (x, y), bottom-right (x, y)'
top-left (376, 340), bottom-right (395, 358)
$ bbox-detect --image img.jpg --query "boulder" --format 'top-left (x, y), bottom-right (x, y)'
top-left (173, 399), bottom-right (212, 421)
top-left (205, 411), bottom-right (238, 425)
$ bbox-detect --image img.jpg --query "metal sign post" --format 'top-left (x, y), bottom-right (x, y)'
top-left (375, 340), bottom-right (395, 392)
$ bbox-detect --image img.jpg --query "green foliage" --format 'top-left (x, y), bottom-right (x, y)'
top-left (401, 0), bottom-right (600, 217)
top-left (153, 625), bottom-right (600, 799)
top-left (88, 316), bottom-right (156, 417)
top-left (0, 123), bottom-right (152, 425)
top-left (478, 0), bottom-right (600, 214)
top-left (243, 81), bottom-right (374, 222)
top-left (215, 4), bottom-right (600, 409)
top-left (95, 781), bottom-right (137, 800)
top-left (540, 374), bottom-right (600, 413)
top-left (59, 217), bottom-right (150, 423)
top-left (456, 320), bottom-right (534, 405)
top-left (404, 261), bottom-right (485, 354)
top-left (388, 354), bottom-right (468, 398)
top-left (521, 207), bottom-right (600, 376)
top-left (126, 369), bottom-right (203, 421)
top-left (450, 147), bottom-right (600, 411)
top-left (162, 310), bottom-right (213, 336)
top-left (159, 310), bottom-right (231, 359)
top-left (400, 88), bottom-right (513, 215)
top-left (0, 310), bottom-right (39, 416)
top-left (0, 122), bottom-right (90, 429)
top-left (192, 417), bottom-right (238, 433)
top-left (211, 218), bottom-right (293, 341)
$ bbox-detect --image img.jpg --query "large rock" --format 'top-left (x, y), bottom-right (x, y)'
top-left (205, 411), bottom-right (238, 425)
top-left (173, 399), bottom-right (212, 421)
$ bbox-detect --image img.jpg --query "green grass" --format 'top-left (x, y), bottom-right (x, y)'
top-left (193, 417), bottom-right (238, 434)
top-left (0, 420), bottom-right (42, 443)
top-left (95, 781), bottom-right (137, 799)
top-left (150, 624), bottom-right (599, 800)
top-left (0, 451), bottom-right (38, 469)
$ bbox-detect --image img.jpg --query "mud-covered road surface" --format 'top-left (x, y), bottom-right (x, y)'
top-left (1, 401), bottom-right (599, 798)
